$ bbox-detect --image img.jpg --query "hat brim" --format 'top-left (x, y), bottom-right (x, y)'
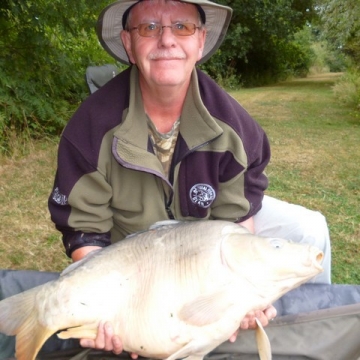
top-left (96, 0), bottom-right (232, 65)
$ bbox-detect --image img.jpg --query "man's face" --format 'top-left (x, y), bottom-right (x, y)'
top-left (121, 0), bottom-right (206, 89)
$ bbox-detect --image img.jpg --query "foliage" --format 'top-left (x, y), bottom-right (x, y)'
top-left (315, 0), bottom-right (360, 112)
top-left (2, 0), bottom-right (358, 151)
top-left (230, 73), bottom-right (359, 284)
top-left (202, 0), bottom-right (317, 86)
top-left (309, 41), bottom-right (349, 73)
top-left (291, 26), bottom-right (317, 76)
top-left (0, 0), bottom-right (121, 154)
top-left (2, 75), bottom-right (359, 284)
top-left (316, 0), bottom-right (360, 69)
top-left (332, 71), bottom-right (360, 111)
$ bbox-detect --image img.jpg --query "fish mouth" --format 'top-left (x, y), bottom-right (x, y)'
top-left (313, 250), bottom-right (324, 271)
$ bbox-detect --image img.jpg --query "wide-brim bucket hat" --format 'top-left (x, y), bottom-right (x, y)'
top-left (96, 0), bottom-right (233, 65)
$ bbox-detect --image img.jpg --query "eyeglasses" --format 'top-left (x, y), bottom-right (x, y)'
top-left (128, 22), bottom-right (201, 37)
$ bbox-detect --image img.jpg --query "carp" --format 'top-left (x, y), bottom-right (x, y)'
top-left (0, 220), bottom-right (323, 360)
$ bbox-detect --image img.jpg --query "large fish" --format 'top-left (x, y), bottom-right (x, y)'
top-left (0, 220), bottom-right (323, 360)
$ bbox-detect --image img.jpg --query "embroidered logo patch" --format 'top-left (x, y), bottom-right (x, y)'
top-left (190, 183), bottom-right (216, 208)
top-left (52, 187), bottom-right (68, 205)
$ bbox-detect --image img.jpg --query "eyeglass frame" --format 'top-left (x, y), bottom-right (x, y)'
top-left (127, 22), bottom-right (202, 37)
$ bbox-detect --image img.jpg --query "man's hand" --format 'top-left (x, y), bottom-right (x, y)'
top-left (228, 305), bottom-right (277, 343)
top-left (80, 307), bottom-right (277, 352)
top-left (71, 246), bottom-right (102, 262)
top-left (80, 321), bottom-right (138, 358)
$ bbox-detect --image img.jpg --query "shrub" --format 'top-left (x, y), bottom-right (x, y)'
top-left (332, 71), bottom-right (360, 110)
top-left (0, 0), bottom-right (121, 154)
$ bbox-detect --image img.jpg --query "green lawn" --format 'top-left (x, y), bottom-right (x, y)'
top-left (0, 73), bottom-right (359, 283)
top-left (231, 73), bottom-right (359, 284)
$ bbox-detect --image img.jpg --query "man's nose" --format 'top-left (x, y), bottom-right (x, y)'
top-left (158, 25), bottom-right (176, 46)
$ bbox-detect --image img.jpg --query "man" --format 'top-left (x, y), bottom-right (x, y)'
top-left (48, 0), bottom-right (331, 355)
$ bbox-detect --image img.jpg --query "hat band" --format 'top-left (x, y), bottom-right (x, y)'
top-left (122, 1), bottom-right (141, 29)
top-left (194, 4), bottom-right (206, 24)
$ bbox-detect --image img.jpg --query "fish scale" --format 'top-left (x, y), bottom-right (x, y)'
top-left (0, 220), bottom-right (323, 360)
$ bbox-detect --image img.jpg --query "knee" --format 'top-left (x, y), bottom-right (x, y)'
top-left (289, 209), bottom-right (330, 253)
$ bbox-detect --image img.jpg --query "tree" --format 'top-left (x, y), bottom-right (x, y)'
top-left (202, 0), bottom-right (317, 86)
top-left (0, 0), bottom-right (117, 152)
top-left (316, 0), bottom-right (360, 67)
top-left (0, 0), bottom-right (321, 151)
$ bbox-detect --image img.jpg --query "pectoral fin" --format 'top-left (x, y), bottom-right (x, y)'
top-left (57, 322), bottom-right (98, 340)
top-left (165, 338), bottom-right (209, 360)
top-left (178, 288), bottom-right (234, 326)
top-left (255, 318), bottom-right (272, 360)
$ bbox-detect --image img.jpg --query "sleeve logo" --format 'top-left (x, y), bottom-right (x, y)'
top-left (52, 187), bottom-right (68, 205)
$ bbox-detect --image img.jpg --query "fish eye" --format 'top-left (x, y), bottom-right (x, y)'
top-left (269, 238), bottom-right (285, 249)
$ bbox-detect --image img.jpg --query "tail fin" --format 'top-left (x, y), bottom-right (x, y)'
top-left (0, 287), bottom-right (55, 360)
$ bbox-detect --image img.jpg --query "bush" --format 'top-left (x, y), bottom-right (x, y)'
top-left (0, 0), bottom-right (121, 154)
top-left (310, 41), bottom-right (349, 74)
top-left (332, 71), bottom-right (360, 110)
top-left (0, 75), bottom-right (71, 154)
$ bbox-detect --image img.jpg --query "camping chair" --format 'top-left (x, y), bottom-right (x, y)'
top-left (85, 64), bottom-right (119, 94)
top-left (1, 269), bottom-right (360, 360)
top-left (1, 66), bottom-right (360, 360)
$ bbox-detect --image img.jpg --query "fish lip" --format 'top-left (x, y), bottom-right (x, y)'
top-left (313, 251), bottom-right (324, 271)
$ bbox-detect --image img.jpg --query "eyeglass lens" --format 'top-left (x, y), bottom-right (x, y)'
top-left (131, 23), bottom-right (198, 37)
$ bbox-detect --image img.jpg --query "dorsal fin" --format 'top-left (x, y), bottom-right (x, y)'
top-left (60, 249), bottom-right (101, 276)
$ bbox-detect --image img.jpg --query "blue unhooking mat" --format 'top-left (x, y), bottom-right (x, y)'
top-left (0, 269), bottom-right (359, 360)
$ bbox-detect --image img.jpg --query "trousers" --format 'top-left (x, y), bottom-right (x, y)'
top-left (253, 195), bottom-right (331, 284)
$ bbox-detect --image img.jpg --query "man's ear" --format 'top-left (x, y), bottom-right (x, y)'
top-left (120, 30), bottom-right (135, 64)
top-left (197, 28), bottom-right (207, 61)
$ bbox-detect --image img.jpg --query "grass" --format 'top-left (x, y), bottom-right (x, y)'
top-left (231, 73), bottom-right (360, 284)
top-left (0, 73), bottom-right (359, 283)
top-left (0, 138), bottom-right (71, 272)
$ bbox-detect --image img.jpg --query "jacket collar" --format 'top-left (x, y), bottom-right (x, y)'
top-left (118, 66), bottom-right (223, 147)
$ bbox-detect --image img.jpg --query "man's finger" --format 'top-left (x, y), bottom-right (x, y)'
top-left (94, 321), bottom-right (106, 349)
top-left (264, 305), bottom-right (277, 320)
top-left (112, 334), bottom-right (124, 354)
top-left (103, 322), bottom-right (115, 351)
top-left (80, 339), bottom-right (96, 348)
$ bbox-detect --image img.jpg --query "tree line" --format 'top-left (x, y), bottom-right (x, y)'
top-left (0, 0), bottom-right (359, 152)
